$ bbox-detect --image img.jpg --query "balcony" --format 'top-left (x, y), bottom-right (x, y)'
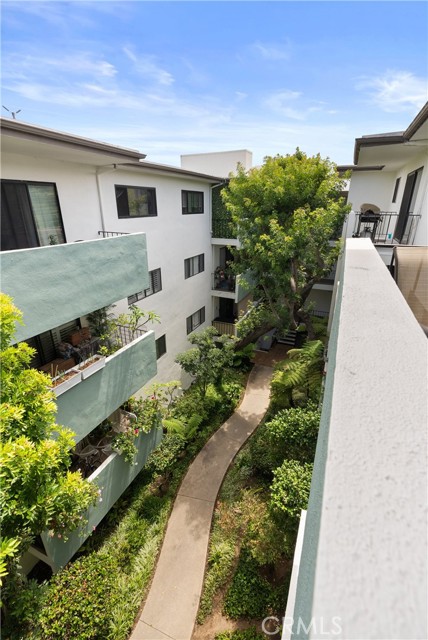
top-left (351, 211), bottom-right (420, 245)
top-left (56, 331), bottom-right (157, 443)
top-left (212, 215), bottom-right (236, 240)
top-left (212, 319), bottom-right (236, 336)
top-left (212, 271), bottom-right (236, 293)
top-left (1, 233), bottom-right (150, 343)
top-left (39, 425), bottom-right (162, 570)
top-left (284, 239), bottom-right (427, 639)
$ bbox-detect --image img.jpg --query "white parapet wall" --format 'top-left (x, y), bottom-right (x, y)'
top-left (289, 238), bottom-right (427, 639)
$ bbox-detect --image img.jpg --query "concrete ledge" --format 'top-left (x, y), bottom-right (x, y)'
top-left (292, 239), bottom-right (427, 639)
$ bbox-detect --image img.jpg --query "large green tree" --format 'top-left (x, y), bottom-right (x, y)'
top-left (0, 294), bottom-right (98, 580)
top-left (222, 150), bottom-right (349, 341)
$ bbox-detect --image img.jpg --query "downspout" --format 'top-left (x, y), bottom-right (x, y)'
top-left (95, 164), bottom-right (119, 234)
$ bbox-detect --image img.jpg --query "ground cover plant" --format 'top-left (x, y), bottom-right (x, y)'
top-left (1, 366), bottom-right (247, 640)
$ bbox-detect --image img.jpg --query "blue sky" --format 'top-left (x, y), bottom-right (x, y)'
top-left (1, 1), bottom-right (427, 167)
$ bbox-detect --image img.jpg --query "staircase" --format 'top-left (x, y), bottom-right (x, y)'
top-left (276, 329), bottom-right (297, 346)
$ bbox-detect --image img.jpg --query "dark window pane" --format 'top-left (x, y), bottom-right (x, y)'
top-left (115, 185), bottom-right (157, 218)
top-left (182, 190), bottom-right (204, 214)
top-left (156, 335), bottom-right (166, 359)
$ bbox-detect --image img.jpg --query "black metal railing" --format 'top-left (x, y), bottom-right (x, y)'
top-left (351, 213), bottom-right (420, 245)
top-left (212, 216), bottom-right (236, 239)
top-left (112, 325), bottom-right (146, 349)
top-left (98, 230), bottom-right (129, 238)
top-left (212, 272), bottom-right (236, 292)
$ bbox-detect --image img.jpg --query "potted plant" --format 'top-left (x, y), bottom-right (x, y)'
top-left (50, 366), bottom-right (82, 397)
top-left (78, 353), bottom-right (106, 379)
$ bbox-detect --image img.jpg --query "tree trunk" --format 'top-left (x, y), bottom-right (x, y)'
top-left (234, 322), bottom-right (275, 350)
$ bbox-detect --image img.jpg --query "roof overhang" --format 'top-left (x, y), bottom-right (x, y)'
top-left (0, 118), bottom-right (146, 165)
top-left (353, 102), bottom-right (428, 166)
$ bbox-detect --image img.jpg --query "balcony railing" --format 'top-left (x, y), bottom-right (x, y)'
top-left (212, 272), bottom-right (236, 293)
top-left (351, 212), bottom-right (420, 245)
top-left (212, 216), bottom-right (236, 239)
top-left (98, 230), bottom-right (129, 237)
top-left (212, 319), bottom-right (236, 336)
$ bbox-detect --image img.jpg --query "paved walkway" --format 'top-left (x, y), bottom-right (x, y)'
top-left (130, 364), bottom-right (273, 640)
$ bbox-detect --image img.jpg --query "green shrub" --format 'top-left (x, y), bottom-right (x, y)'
top-left (215, 628), bottom-right (265, 640)
top-left (248, 404), bottom-right (320, 477)
top-left (223, 550), bottom-right (274, 619)
top-left (270, 459), bottom-right (313, 522)
top-left (39, 553), bottom-right (118, 640)
top-left (146, 433), bottom-right (186, 476)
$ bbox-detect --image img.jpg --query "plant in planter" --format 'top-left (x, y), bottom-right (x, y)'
top-left (112, 428), bottom-right (140, 464)
top-left (50, 365), bottom-right (82, 397)
top-left (78, 353), bottom-right (106, 379)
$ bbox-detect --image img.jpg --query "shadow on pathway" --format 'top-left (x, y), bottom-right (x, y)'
top-left (130, 364), bottom-right (273, 640)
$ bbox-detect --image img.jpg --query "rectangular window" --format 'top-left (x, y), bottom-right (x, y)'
top-left (392, 177), bottom-right (401, 204)
top-left (128, 268), bottom-right (162, 304)
top-left (186, 307), bottom-right (205, 334)
top-left (115, 185), bottom-right (157, 218)
top-left (182, 190), bottom-right (204, 214)
top-left (156, 334), bottom-right (167, 359)
top-left (1, 180), bottom-right (65, 251)
top-left (184, 253), bottom-right (205, 279)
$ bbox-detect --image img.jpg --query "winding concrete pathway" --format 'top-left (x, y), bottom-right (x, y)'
top-left (130, 364), bottom-right (273, 640)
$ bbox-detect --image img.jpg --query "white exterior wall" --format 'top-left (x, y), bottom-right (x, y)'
top-left (98, 167), bottom-right (214, 386)
top-left (2, 147), bottom-right (216, 390)
top-left (346, 150), bottom-right (428, 244)
top-left (181, 150), bottom-right (253, 177)
top-left (1, 151), bottom-right (102, 243)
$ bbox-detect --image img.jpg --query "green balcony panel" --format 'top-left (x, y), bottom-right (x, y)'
top-left (41, 426), bottom-right (162, 570)
top-left (56, 332), bottom-right (157, 443)
top-left (1, 234), bottom-right (149, 343)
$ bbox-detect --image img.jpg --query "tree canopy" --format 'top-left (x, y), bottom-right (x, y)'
top-left (0, 294), bottom-right (98, 580)
top-left (222, 149), bottom-right (349, 340)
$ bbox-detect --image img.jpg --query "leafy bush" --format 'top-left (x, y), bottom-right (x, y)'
top-left (270, 340), bottom-right (324, 411)
top-left (146, 433), bottom-right (186, 477)
top-left (270, 460), bottom-right (313, 522)
top-left (248, 404), bottom-right (320, 477)
top-left (215, 628), bottom-right (265, 640)
top-left (223, 550), bottom-right (274, 619)
top-left (39, 553), bottom-right (118, 640)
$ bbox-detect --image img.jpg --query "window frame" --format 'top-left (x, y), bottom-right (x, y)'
top-left (394, 167), bottom-right (424, 243)
top-left (182, 190), bottom-right (204, 215)
top-left (1, 179), bottom-right (66, 251)
top-left (115, 184), bottom-right (158, 219)
top-left (186, 307), bottom-right (205, 334)
top-left (391, 177), bottom-right (401, 204)
top-left (184, 253), bottom-right (205, 279)
top-left (128, 268), bottom-right (162, 304)
top-left (155, 334), bottom-right (167, 359)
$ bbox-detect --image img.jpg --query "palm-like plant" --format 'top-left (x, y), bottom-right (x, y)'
top-left (271, 339), bottom-right (325, 409)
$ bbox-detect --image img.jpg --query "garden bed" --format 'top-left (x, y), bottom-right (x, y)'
top-left (3, 368), bottom-right (249, 640)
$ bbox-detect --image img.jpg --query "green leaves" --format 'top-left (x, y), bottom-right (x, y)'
top-left (175, 327), bottom-right (236, 397)
top-left (0, 293), bottom-right (98, 574)
top-left (222, 151), bottom-right (350, 335)
top-left (270, 460), bottom-right (313, 521)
